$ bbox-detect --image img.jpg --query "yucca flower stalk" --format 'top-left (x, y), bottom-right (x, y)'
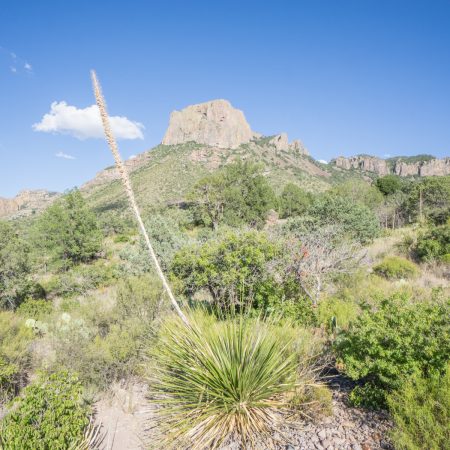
top-left (90, 70), bottom-right (189, 326)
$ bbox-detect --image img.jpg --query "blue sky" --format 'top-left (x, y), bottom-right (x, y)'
top-left (1, 0), bottom-right (450, 197)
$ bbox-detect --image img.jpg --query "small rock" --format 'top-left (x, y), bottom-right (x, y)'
top-left (318, 429), bottom-right (327, 440)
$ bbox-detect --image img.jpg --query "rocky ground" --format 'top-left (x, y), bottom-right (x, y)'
top-left (93, 372), bottom-right (393, 450)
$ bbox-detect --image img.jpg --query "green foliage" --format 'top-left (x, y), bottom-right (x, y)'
top-left (16, 298), bottom-right (53, 319)
top-left (279, 183), bottom-right (312, 218)
top-left (404, 176), bottom-right (450, 225)
top-left (33, 190), bottom-right (102, 269)
top-left (0, 371), bottom-right (90, 449)
top-left (387, 364), bottom-right (450, 450)
top-left (373, 256), bottom-right (419, 280)
top-left (306, 195), bottom-right (380, 244)
top-left (375, 175), bottom-right (403, 196)
top-left (317, 297), bottom-right (359, 332)
top-left (191, 160), bottom-right (277, 229)
top-left (0, 221), bottom-right (33, 309)
top-left (414, 224), bottom-right (450, 262)
top-left (331, 179), bottom-right (383, 210)
top-left (335, 294), bottom-right (450, 408)
top-left (150, 312), bottom-right (298, 449)
top-left (43, 260), bottom-right (118, 298)
top-left (170, 230), bottom-right (279, 311)
top-left (48, 275), bottom-right (161, 390)
top-left (349, 383), bottom-right (386, 409)
top-left (0, 312), bottom-right (33, 402)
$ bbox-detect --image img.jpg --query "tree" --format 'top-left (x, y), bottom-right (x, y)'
top-left (404, 176), bottom-right (450, 225)
top-left (0, 222), bottom-right (33, 308)
top-left (191, 161), bottom-right (277, 229)
top-left (306, 195), bottom-right (380, 244)
top-left (375, 175), bottom-right (403, 196)
top-left (34, 190), bottom-right (102, 269)
top-left (279, 183), bottom-right (312, 218)
top-left (170, 230), bottom-right (279, 311)
top-left (331, 180), bottom-right (383, 211)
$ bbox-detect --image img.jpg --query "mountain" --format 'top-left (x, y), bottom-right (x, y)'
top-left (0, 190), bottom-right (59, 219)
top-left (1, 99), bottom-right (449, 220)
top-left (331, 154), bottom-right (450, 177)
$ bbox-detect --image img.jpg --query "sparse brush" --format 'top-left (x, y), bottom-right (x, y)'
top-left (148, 312), bottom-right (300, 449)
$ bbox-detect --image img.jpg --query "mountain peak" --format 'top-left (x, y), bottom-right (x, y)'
top-left (162, 99), bottom-right (257, 149)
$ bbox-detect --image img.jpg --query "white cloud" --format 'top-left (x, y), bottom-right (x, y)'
top-left (129, 154), bottom-right (137, 159)
top-left (383, 153), bottom-right (391, 158)
top-left (318, 159), bottom-right (328, 164)
top-left (24, 62), bottom-right (32, 71)
top-left (33, 101), bottom-right (144, 140)
top-left (55, 151), bottom-right (76, 160)
top-left (10, 66), bottom-right (17, 73)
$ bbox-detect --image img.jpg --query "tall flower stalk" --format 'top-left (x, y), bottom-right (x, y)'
top-left (90, 70), bottom-right (189, 326)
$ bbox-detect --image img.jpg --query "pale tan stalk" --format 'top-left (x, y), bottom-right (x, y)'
top-left (90, 70), bottom-right (189, 327)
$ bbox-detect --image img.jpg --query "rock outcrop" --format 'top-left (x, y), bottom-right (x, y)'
top-left (162, 99), bottom-right (255, 149)
top-left (268, 134), bottom-right (309, 156)
top-left (331, 156), bottom-right (390, 176)
top-left (394, 157), bottom-right (450, 177)
top-left (331, 155), bottom-right (450, 177)
top-left (0, 190), bottom-right (59, 219)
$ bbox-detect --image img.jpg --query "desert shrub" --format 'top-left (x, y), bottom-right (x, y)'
top-left (115, 274), bottom-right (164, 321)
top-left (414, 224), bottom-right (450, 262)
top-left (317, 297), bottom-right (359, 332)
top-left (0, 312), bottom-right (33, 402)
top-left (149, 312), bottom-right (299, 449)
top-left (16, 298), bottom-right (53, 319)
top-left (373, 256), bottom-right (419, 279)
top-left (0, 221), bottom-right (34, 309)
top-left (331, 179), bottom-right (383, 211)
top-left (335, 294), bottom-right (450, 408)
top-left (305, 195), bottom-right (380, 244)
top-left (32, 189), bottom-right (102, 270)
top-left (387, 363), bottom-right (450, 450)
top-left (0, 370), bottom-right (91, 449)
top-left (43, 260), bottom-right (118, 298)
top-left (170, 230), bottom-right (279, 311)
top-left (279, 183), bottom-right (312, 218)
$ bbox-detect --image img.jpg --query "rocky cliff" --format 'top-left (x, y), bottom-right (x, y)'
top-left (0, 190), bottom-right (59, 219)
top-left (331, 155), bottom-right (450, 177)
top-left (331, 156), bottom-right (389, 176)
top-left (162, 99), bottom-right (256, 149)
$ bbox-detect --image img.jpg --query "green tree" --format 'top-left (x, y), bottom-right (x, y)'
top-left (34, 190), bottom-right (102, 269)
top-left (404, 176), bottom-right (450, 225)
top-left (375, 175), bottom-right (403, 196)
top-left (170, 230), bottom-right (279, 311)
top-left (306, 195), bottom-right (380, 244)
top-left (331, 179), bottom-right (383, 211)
top-left (191, 161), bottom-right (277, 229)
top-left (279, 183), bottom-right (312, 218)
top-left (0, 221), bottom-right (33, 309)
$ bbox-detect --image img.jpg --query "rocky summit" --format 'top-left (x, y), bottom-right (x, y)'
top-left (0, 190), bottom-right (59, 219)
top-left (162, 99), bottom-right (256, 149)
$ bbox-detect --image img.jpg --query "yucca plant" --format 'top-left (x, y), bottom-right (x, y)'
top-left (148, 312), bottom-right (299, 449)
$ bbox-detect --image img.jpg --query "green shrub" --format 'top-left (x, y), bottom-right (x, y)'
top-left (150, 312), bottom-right (299, 449)
top-left (279, 183), bottom-right (312, 218)
top-left (0, 221), bottom-right (33, 309)
top-left (335, 294), bottom-right (450, 408)
top-left (304, 195), bottom-right (380, 244)
top-left (0, 371), bottom-right (91, 449)
top-left (0, 312), bottom-right (33, 402)
top-left (171, 230), bottom-right (279, 311)
top-left (387, 364), bottom-right (450, 450)
top-left (414, 225), bottom-right (450, 262)
top-left (317, 297), bottom-right (359, 332)
top-left (373, 256), bottom-right (419, 279)
top-left (16, 298), bottom-right (53, 319)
